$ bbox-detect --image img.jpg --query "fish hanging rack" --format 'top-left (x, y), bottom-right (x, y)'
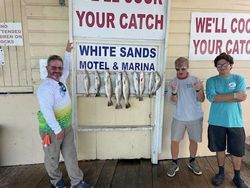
top-left (76, 70), bottom-right (160, 97)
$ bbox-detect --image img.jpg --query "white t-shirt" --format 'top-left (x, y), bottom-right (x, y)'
top-left (168, 75), bottom-right (203, 121)
top-left (37, 52), bottom-right (72, 134)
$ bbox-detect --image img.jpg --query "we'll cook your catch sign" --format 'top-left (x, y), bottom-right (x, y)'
top-left (73, 0), bottom-right (166, 40)
top-left (73, 0), bottom-right (166, 72)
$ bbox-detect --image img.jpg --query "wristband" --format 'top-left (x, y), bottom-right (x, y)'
top-left (196, 89), bottom-right (201, 92)
top-left (171, 91), bottom-right (177, 96)
top-left (233, 93), bottom-right (237, 99)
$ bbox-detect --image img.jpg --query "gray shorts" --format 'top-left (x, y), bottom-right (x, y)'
top-left (171, 117), bottom-right (203, 142)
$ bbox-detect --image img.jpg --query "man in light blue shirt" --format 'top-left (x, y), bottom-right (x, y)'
top-left (206, 52), bottom-right (247, 188)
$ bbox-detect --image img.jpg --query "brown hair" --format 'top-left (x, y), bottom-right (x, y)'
top-left (214, 52), bottom-right (234, 67)
top-left (47, 55), bottom-right (63, 66)
top-left (175, 57), bottom-right (189, 69)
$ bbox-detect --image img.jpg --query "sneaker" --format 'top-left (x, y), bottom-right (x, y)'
top-left (233, 177), bottom-right (248, 188)
top-left (187, 161), bottom-right (202, 175)
top-left (212, 173), bottom-right (224, 186)
top-left (167, 162), bottom-right (179, 177)
top-left (72, 181), bottom-right (93, 188)
top-left (55, 179), bottom-right (66, 188)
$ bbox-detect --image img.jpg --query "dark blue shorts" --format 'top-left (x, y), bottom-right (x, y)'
top-left (208, 125), bottom-right (245, 157)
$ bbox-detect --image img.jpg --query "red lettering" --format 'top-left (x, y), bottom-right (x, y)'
top-left (246, 40), bottom-right (250, 53)
top-left (193, 40), bottom-right (222, 55)
top-left (76, 11), bottom-right (85, 26)
top-left (155, 15), bottom-right (163, 29)
top-left (120, 13), bottom-right (128, 29)
top-left (193, 40), bottom-right (200, 54)
top-left (107, 13), bottom-right (115, 28)
top-left (76, 11), bottom-right (115, 28)
top-left (226, 40), bottom-right (233, 54)
top-left (231, 18), bottom-right (250, 33)
top-left (238, 18), bottom-right (245, 33)
top-left (137, 14), bottom-right (146, 29)
top-left (246, 19), bottom-right (250, 33)
top-left (125, 0), bottom-right (162, 4)
top-left (215, 40), bottom-right (222, 54)
top-left (196, 17), bottom-right (206, 33)
top-left (145, 14), bottom-right (154, 29)
top-left (215, 18), bottom-right (227, 33)
top-left (85, 12), bottom-right (95, 27)
top-left (205, 17), bottom-right (212, 33)
top-left (129, 14), bottom-right (137, 29)
top-left (231, 18), bottom-right (237, 33)
top-left (119, 13), bottom-right (163, 30)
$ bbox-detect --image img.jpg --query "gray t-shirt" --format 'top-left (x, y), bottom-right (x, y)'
top-left (168, 75), bottom-right (203, 121)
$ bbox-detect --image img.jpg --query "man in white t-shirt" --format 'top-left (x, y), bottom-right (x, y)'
top-left (37, 41), bottom-right (92, 188)
top-left (166, 57), bottom-right (205, 177)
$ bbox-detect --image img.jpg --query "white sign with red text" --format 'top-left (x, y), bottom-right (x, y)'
top-left (0, 23), bottom-right (23, 46)
top-left (189, 12), bottom-right (250, 60)
top-left (73, 0), bottom-right (166, 40)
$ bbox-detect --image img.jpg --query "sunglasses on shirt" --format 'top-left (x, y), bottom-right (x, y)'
top-left (58, 82), bottom-right (67, 92)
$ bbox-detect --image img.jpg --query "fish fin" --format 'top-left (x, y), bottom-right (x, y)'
top-left (125, 103), bottom-right (131, 109)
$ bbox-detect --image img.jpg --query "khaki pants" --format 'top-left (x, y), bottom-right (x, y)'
top-left (40, 127), bottom-right (83, 187)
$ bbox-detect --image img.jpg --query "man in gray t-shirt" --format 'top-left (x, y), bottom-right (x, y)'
top-left (166, 57), bottom-right (205, 178)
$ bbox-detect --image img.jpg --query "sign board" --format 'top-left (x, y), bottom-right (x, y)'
top-left (39, 59), bottom-right (48, 80)
top-left (72, 0), bottom-right (166, 40)
top-left (0, 23), bottom-right (23, 46)
top-left (189, 12), bottom-right (250, 60)
top-left (0, 48), bottom-right (4, 65)
top-left (76, 43), bottom-right (158, 71)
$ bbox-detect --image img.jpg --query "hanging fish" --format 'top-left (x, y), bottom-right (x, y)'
top-left (122, 71), bottom-right (130, 108)
top-left (139, 71), bottom-right (145, 101)
top-left (115, 72), bottom-right (123, 109)
top-left (148, 71), bottom-right (155, 98)
top-left (83, 70), bottom-right (90, 97)
top-left (94, 71), bottom-right (101, 97)
top-left (152, 71), bottom-right (162, 95)
top-left (104, 71), bottom-right (113, 106)
top-left (133, 72), bottom-right (139, 99)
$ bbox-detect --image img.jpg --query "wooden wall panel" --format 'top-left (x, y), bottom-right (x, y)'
top-left (14, 0), bottom-right (27, 86)
top-left (25, 5), bottom-right (68, 19)
top-left (24, 0), bottom-right (63, 6)
top-left (6, 0), bottom-right (19, 86)
top-left (27, 20), bottom-right (68, 32)
top-left (0, 0), bottom-right (6, 85)
top-left (0, 0), bottom-right (32, 90)
top-left (172, 0), bottom-right (250, 10)
top-left (29, 33), bottom-right (68, 45)
top-left (23, 0), bottom-right (69, 87)
top-left (1, 0), bottom-right (12, 86)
